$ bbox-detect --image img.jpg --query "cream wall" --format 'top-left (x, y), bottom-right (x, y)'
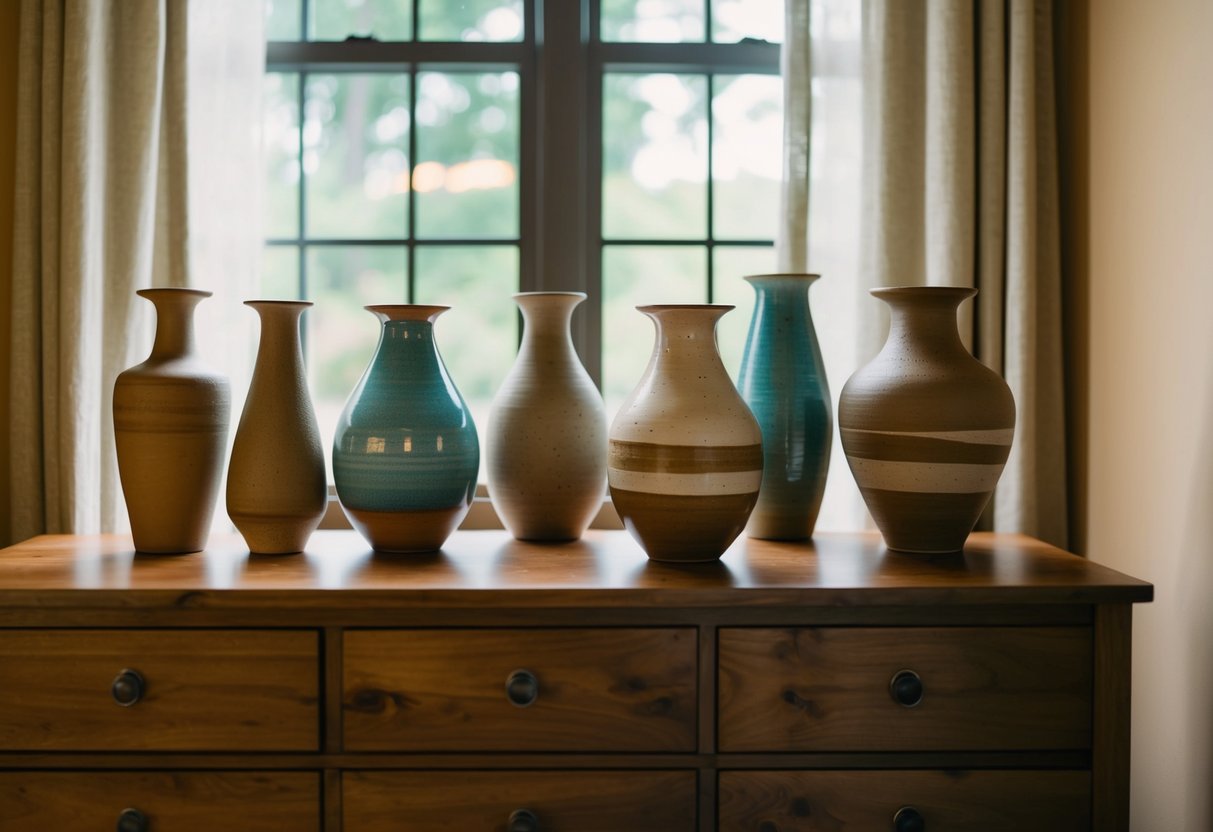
top-left (1084, 0), bottom-right (1213, 828)
top-left (0, 3), bottom-right (20, 546)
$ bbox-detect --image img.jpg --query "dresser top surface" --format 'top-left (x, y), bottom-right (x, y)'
top-left (0, 530), bottom-right (1152, 608)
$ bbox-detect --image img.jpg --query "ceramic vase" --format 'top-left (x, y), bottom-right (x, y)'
top-left (737, 273), bottom-right (832, 540)
top-left (838, 286), bottom-right (1015, 553)
top-left (332, 305), bottom-right (480, 553)
top-left (487, 292), bottom-right (607, 541)
top-left (226, 301), bottom-right (327, 554)
top-left (608, 304), bottom-right (763, 562)
top-left (113, 288), bottom-right (230, 553)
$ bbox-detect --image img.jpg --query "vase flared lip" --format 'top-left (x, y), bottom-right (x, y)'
top-left (513, 291), bottom-right (587, 301)
top-left (244, 299), bottom-right (314, 309)
top-left (870, 285), bottom-right (977, 303)
top-left (637, 303), bottom-right (735, 314)
top-left (744, 272), bottom-right (822, 283)
top-left (365, 304), bottom-right (449, 323)
top-left (136, 287), bottom-right (212, 300)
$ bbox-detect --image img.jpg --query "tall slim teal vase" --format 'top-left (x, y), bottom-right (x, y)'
top-left (333, 305), bottom-right (480, 552)
top-left (736, 274), bottom-right (832, 540)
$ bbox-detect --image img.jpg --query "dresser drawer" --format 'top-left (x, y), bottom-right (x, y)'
top-left (0, 771), bottom-right (320, 831)
top-left (0, 629), bottom-right (319, 750)
top-left (718, 770), bottom-right (1090, 831)
top-left (343, 628), bottom-right (697, 751)
top-left (718, 627), bottom-right (1091, 751)
top-left (344, 770), bottom-right (696, 831)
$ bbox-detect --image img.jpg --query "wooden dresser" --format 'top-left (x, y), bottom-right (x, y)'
top-left (0, 530), bottom-right (1151, 831)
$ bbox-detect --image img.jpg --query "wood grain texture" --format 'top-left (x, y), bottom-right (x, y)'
top-left (344, 628), bottom-right (696, 751)
top-left (718, 627), bottom-right (1092, 752)
top-left (0, 530), bottom-right (1153, 613)
top-left (343, 770), bottom-right (696, 832)
top-left (0, 629), bottom-right (319, 751)
top-left (718, 770), bottom-right (1090, 831)
top-left (1092, 604), bottom-right (1132, 832)
top-left (0, 771), bottom-right (319, 831)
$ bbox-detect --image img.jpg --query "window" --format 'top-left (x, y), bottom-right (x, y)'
top-left (262, 1), bottom-right (858, 511)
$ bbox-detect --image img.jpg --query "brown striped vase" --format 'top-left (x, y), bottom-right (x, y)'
top-left (607, 305), bottom-right (763, 562)
top-left (838, 287), bottom-right (1015, 554)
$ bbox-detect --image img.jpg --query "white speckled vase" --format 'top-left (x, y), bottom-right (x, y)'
top-left (608, 304), bottom-right (763, 562)
top-left (838, 287), bottom-right (1016, 553)
top-left (487, 292), bottom-right (607, 541)
top-left (226, 301), bottom-right (327, 554)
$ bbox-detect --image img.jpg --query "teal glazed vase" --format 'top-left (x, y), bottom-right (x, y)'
top-left (333, 305), bottom-right (480, 552)
top-left (736, 273), bottom-right (832, 540)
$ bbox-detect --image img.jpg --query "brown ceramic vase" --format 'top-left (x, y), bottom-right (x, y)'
top-left (608, 305), bottom-right (763, 562)
top-left (113, 288), bottom-right (230, 553)
top-left (487, 292), bottom-right (607, 541)
top-left (838, 286), bottom-right (1016, 554)
top-left (226, 301), bottom-right (327, 554)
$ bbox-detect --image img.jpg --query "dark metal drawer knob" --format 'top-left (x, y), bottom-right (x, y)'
top-left (111, 669), bottom-right (146, 707)
top-left (117, 807), bottom-right (149, 832)
top-left (893, 806), bottom-right (924, 832)
top-left (506, 669), bottom-right (539, 708)
top-left (889, 669), bottom-right (923, 708)
top-left (509, 808), bottom-right (540, 832)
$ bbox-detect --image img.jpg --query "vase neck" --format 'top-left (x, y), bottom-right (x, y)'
top-left (642, 305), bottom-right (731, 375)
top-left (248, 301), bottom-right (308, 376)
top-left (140, 288), bottom-right (209, 361)
top-left (517, 293), bottom-right (582, 365)
top-left (875, 287), bottom-right (973, 356)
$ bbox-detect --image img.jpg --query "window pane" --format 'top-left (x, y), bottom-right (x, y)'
top-left (310, 0), bottom-right (413, 41)
top-left (419, 0), bottom-right (523, 41)
top-left (713, 74), bottom-right (783, 240)
top-left (603, 74), bottom-right (707, 240)
top-left (601, 0), bottom-right (704, 42)
top-left (306, 246), bottom-right (408, 476)
top-left (415, 72), bottom-right (519, 239)
top-left (601, 245), bottom-right (707, 417)
top-left (414, 245), bottom-right (519, 450)
top-left (712, 245), bottom-right (777, 381)
top-left (265, 0), bottom-right (302, 40)
top-left (264, 73), bottom-right (300, 239)
top-left (712, 0), bottom-right (784, 43)
top-left (305, 74), bottom-right (410, 240)
top-left (261, 246), bottom-right (302, 299)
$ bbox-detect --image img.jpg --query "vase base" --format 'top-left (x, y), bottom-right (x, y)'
top-left (861, 486), bottom-right (990, 556)
top-left (343, 503), bottom-right (470, 553)
top-left (230, 511), bottom-right (323, 555)
top-left (611, 488), bottom-right (757, 562)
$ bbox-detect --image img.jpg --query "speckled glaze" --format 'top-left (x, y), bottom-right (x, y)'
top-left (487, 292), bottom-right (607, 541)
top-left (608, 305), bottom-right (763, 562)
top-left (737, 273), bottom-right (832, 540)
top-left (839, 287), bottom-right (1016, 553)
top-left (332, 305), bottom-right (480, 553)
top-left (113, 288), bottom-right (230, 554)
top-left (226, 301), bottom-right (326, 554)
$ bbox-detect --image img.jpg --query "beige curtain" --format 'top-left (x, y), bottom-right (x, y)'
top-left (7, 0), bottom-right (263, 542)
top-left (772, 0), bottom-right (1070, 544)
top-left (856, 0), bottom-right (1067, 545)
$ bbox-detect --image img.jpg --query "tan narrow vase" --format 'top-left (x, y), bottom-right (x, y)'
top-left (487, 292), bottom-right (607, 541)
top-left (608, 304), bottom-right (763, 562)
top-left (113, 288), bottom-right (230, 554)
top-left (839, 286), bottom-right (1016, 554)
top-left (226, 301), bottom-right (327, 554)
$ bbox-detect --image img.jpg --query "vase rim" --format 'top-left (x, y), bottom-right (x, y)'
top-left (244, 299), bottom-right (314, 309)
top-left (637, 303), bottom-right (735, 313)
top-left (870, 285), bottom-right (977, 302)
top-left (513, 291), bottom-right (587, 300)
top-left (136, 287), bottom-right (212, 300)
top-left (365, 304), bottom-right (449, 323)
top-left (744, 272), bottom-right (822, 282)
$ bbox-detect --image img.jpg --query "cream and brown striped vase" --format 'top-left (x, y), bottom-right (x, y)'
top-left (839, 287), bottom-right (1015, 554)
top-left (608, 304), bottom-right (763, 562)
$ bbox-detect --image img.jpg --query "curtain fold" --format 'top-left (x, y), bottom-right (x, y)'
top-left (7, 0), bottom-right (263, 543)
top-left (780, 0), bottom-right (1068, 545)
